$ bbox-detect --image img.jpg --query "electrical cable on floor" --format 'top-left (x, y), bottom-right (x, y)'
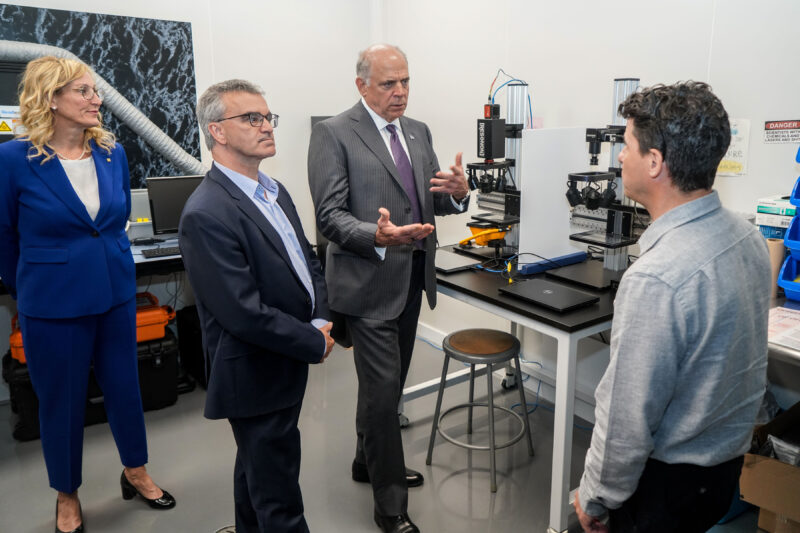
top-left (141, 275), bottom-right (153, 294)
top-left (415, 335), bottom-right (443, 351)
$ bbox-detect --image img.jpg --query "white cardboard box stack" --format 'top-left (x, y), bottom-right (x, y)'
top-left (758, 195), bottom-right (795, 239)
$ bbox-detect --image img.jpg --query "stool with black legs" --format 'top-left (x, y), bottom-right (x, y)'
top-left (425, 328), bottom-right (534, 492)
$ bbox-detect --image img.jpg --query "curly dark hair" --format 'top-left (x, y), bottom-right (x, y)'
top-left (618, 81), bottom-right (730, 192)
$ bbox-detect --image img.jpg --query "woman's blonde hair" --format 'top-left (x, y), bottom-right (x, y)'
top-left (18, 56), bottom-right (116, 162)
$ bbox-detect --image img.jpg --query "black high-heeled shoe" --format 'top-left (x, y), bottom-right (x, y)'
top-left (55, 500), bottom-right (84, 533)
top-left (120, 470), bottom-right (176, 510)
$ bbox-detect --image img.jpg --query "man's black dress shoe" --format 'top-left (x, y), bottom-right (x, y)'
top-left (120, 471), bottom-right (176, 509)
top-left (374, 511), bottom-right (420, 533)
top-left (55, 500), bottom-right (83, 533)
top-left (352, 461), bottom-right (424, 488)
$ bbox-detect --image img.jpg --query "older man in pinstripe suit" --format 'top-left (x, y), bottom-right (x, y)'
top-left (308, 44), bottom-right (469, 533)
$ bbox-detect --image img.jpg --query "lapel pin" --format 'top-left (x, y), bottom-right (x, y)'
top-left (409, 134), bottom-right (415, 140)
top-left (106, 158), bottom-right (111, 162)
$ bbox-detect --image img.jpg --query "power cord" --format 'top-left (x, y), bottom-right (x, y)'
top-left (487, 68), bottom-right (534, 128)
top-left (510, 359), bottom-right (594, 431)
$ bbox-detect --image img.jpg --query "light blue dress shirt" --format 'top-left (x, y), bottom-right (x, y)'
top-left (214, 162), bottom-right (328, 351)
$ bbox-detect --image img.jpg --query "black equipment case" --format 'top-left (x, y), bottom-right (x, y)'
top-left (2, 329), bottom-right (179, 441)
top-left (137, 328), bottom-right (179, 411)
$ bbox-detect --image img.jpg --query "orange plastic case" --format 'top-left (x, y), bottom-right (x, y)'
top-left (7, 294), bottom-right (174, 363)
top-left (136, 292), bottom-right (176, 343)
top-left (9, 314), bottom-right (25, 364)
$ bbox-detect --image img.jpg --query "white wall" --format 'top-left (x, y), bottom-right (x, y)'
top-left (2, 0), bottom-right (799, 405)
top-left (200, 0), bottom-right (373, 233)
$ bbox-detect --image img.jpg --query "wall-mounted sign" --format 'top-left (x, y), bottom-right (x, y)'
top-left (718, 118), bottom-right (750, 176)
top-left (0, 105), bottom-right (21, 138)
top-left (764, 120), bottom-right (800, 144)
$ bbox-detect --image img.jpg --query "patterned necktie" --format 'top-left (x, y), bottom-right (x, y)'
top-left (385, 124), bottom-right (422, 225)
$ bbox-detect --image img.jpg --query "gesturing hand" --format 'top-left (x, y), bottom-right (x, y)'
top-left (374, 207), bottom-right (434, 247)
top-left (430, 152), bottom-right (469, 201)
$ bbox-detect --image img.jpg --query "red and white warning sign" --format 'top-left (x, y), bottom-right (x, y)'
top-left (764, 120), bottom-right (800, 144)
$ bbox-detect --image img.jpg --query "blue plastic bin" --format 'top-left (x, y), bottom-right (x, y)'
top-left (778, 256), bottom-right (800, 301)
top-left (784, 216), bottom-right (800, 260)
top-left (791, 175), bottom-right (800, 206)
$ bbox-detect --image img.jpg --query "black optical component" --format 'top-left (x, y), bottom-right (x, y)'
top-left (566, 180), bottom-right (583, 207)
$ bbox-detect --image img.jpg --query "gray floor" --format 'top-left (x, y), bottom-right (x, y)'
top-left (0, 338), bottom-right (759, 532)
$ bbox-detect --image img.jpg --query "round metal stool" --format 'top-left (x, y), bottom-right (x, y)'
top-left (425, 328), bottom-right (534, 492)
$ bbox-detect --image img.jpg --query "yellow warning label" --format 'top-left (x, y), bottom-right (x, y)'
top-left (0, 121), bottom-right (11, 132)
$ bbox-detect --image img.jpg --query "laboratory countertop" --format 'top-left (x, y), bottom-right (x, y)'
top-left (436, 265), bottom-right (615, 333)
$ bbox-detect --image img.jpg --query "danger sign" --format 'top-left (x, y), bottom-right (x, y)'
top-left (765, 120), bottom-right (800, 144)
top-left (0, 120), bottom-right (11, 132)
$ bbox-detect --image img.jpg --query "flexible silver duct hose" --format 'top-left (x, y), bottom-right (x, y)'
top-left (0, 39), bottom-right (205, 175)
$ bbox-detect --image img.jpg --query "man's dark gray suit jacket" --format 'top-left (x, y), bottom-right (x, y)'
top-left (179, 164), bottom-right (329, 420)
top-left (308, 101), bottom-right (466, 321)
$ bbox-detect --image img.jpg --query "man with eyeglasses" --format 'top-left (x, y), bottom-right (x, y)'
top-left (179, 79), bottom-right (334, 533)
top-left (574, 82), bottom-right (771, 533)
top-left (308, 44), bottom-right (469, 533)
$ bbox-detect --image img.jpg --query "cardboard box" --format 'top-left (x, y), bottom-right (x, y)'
top-left (757, 213), bottom-right (794, 229)
top-left (759, 509), bottom-right (800, 533)
top-left (739, 401), bottom-right (800, 532)
top-left (758, 195), bottom-right (796, 217)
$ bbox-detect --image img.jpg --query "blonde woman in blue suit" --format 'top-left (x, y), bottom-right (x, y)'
top-left (0, 56), bottom-right (175, 533)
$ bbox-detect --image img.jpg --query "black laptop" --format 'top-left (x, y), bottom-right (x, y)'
top-left (499, 279), bottom-right (599, 313)
top-left (435, 249), bottom-right (480, 274)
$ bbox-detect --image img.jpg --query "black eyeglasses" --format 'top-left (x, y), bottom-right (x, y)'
top-left (71, 85), bottom-right (103, 101)
top-left (215, 112), bottom-right (279, 128)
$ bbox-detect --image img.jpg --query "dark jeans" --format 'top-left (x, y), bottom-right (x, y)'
top-left (609, 456), bottom-right (743, 533)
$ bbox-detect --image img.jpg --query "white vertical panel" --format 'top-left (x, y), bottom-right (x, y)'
top-left (518, 127), bottom-right (588, 259)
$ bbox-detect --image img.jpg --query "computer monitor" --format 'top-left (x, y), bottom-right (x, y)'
top-left (145, 175), bottom-right (204, 235)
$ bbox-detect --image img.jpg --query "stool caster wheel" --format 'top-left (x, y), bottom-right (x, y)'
top-left (398, 413), bottom-right (410, 428)
top-left (502, 376), bottom-right (517, 390)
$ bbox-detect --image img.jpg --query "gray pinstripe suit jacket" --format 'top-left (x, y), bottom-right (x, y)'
top-left (308, 101), bottom-right (466, 321)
